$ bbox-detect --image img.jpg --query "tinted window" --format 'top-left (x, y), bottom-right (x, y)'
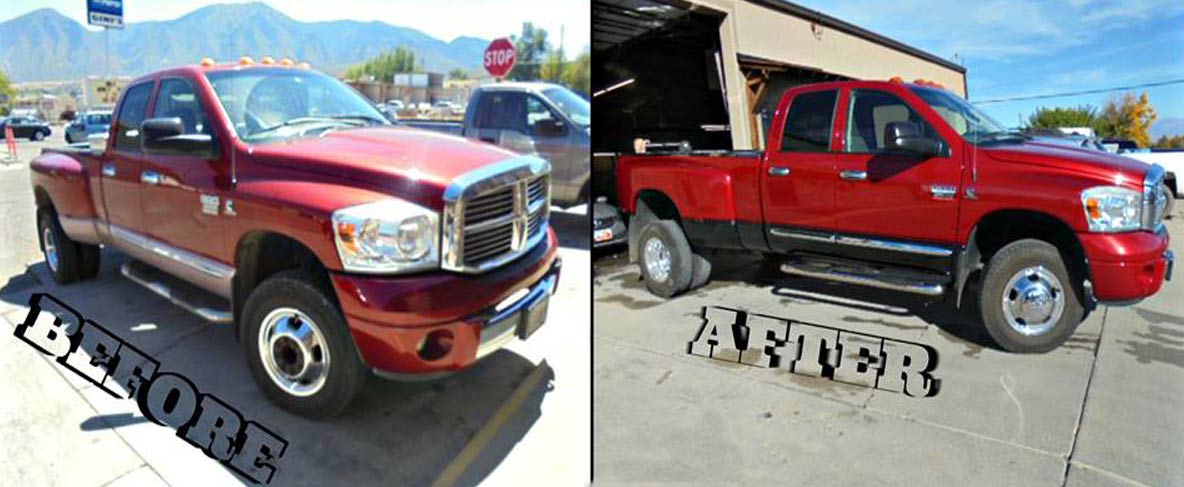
top-left (781, 90), bottom-right (837, 152)
top-left (114, 82), bottom-right (154, 151)
top-left (474, 91), bottom-right (528, 133)
top-left (154, 78), bottom-right (209, 135)
top-left (845, 89), bottom-right (939, 153)
top-left (526, 96), bottom-right (562, 136)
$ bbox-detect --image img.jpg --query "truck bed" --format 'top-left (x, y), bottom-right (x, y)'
top-left (615, 150), bottom-right (764, 223)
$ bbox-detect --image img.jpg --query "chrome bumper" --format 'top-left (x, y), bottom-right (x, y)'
top-left (475, 263), bottom-right (559, 359)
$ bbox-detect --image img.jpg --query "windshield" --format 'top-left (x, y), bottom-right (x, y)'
top-left (205, 68), bottom-right (388, 144)
top-left (86, 113), bottom-right (111, 125)
top-left (543, 87), bottom-right (590, 128)
top-left (909, 87), bottom-right (1012, 143)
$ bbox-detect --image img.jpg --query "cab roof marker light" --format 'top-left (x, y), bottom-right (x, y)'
top-left (279, 58), bottom-right (294, 66)
top-left (298, 62), bottom-right (311, 69)
top-left (239, 56), bottom-right (254, 66)
top-left (260, 56), bottom-right (275, 65)
top-left (199, 58), bottom-right (215, 67)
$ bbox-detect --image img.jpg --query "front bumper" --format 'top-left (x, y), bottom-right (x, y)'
top-left (331, 228), bottom-right (561, 374)
top-left (1081, 226), bottom-right (1171, 303)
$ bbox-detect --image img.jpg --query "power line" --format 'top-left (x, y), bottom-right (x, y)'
top-left (972, 78), bottom-right (1184, 104)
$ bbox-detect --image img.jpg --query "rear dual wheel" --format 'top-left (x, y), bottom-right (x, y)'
top-left (637, 220), bottom-right (711, 298)
top-left (37, 208), bottom-right (100, 284)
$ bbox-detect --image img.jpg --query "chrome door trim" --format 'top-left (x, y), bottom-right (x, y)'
top-left (110, 225), bottom-right (234, 297)
top-left (768, 227), bottom-right (954, 257)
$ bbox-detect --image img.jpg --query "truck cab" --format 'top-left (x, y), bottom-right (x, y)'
top-left (616, 79), bottom-right (1172, 352)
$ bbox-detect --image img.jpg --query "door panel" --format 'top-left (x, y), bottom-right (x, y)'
top-left (833, 89), bottom-right (961, 244)
top-left (102, 81), bottom-right (155, 235)
top-left (761, 88), bottom-right (840, 252)
top-left (140, 77), bottom-right (225, 262)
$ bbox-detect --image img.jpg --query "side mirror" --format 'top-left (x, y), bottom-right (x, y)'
top-left (141, 117), bottom-right (214, 158)
top-left (883, 121), bottom-right (942, 156)
top-left (533, 118), bottom-right (567, 138)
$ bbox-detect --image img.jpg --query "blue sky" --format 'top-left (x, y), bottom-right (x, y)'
top-left (794, 0), bottom-right (1184, 135)
top-left (0, 0), bottom-right (591, 55)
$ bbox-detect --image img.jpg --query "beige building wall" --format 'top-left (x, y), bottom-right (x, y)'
top-left (685, 0), bottom-right (966, 150)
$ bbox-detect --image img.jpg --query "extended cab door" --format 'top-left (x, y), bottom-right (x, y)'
top-left (761, 88), bottom-right (840, 252)
top-left (831, 88), bottom-right (961, 249)
top-left (139, 77), bottom-right (226, 265)
top-left (101, 80), bottom-right (156, 237)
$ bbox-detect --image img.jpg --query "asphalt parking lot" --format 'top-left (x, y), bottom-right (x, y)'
top-left (593, 203), bottom-right (1184, 485)
top-left (0, 131), bottom-right (590, 486)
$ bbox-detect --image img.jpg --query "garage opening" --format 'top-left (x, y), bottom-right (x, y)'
top-left (738, 54), bottom-right (850, 150)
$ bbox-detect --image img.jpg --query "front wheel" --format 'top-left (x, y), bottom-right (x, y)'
top-left (241, 270), bottom-right (367, 418)
top-left (979, 239), bottom-right (1085, 353)
top-left (32, 130), bottom-right (45, 141)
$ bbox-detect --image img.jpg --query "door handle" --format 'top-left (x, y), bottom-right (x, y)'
top-left (101, 163), bottom-right (115, 177)
top-left (840, 170), bottom-right (868, 181)
top-left (141, 171), bottom-right (161, 185)
top-left (768, 166), bottom-right (791, 177)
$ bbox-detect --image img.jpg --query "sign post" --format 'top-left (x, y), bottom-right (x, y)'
top-left (483, 38), bottom-right (517, 80)
top-left (87, 0), bottom-right (124, 93)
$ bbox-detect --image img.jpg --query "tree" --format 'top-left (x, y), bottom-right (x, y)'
top-left (507, 22), bottom-right (550, 81)
top-left (1028, 105), bottom-right (1097, 130)
top-left (1095, 92), bottom-right (1157, 147)
top-left (344, 46), bottom-right (420, 81)
top-left (448, 68), bottom-right (470, 80)
top-left (0, 68), bottom-right (15, 116)
top-left (539, 50), bottom-right (565, 83)
top-left (1153, 134), bottom-right (1184, 149)
top-left (561, 51), bottom-right (590, 97)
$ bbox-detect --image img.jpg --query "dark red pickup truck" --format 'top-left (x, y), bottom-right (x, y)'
top-left (616, 79), bottom-right (1172, 352)
top-left (30, 59), bottom-right (559, 416)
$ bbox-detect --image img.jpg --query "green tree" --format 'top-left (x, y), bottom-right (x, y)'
top-left (448, 68), bottom-right (470, 80)
top-left (561, 51), bottom-right (590, 97)
top-left (1153, 134), bottom-right (1184, 149)
top-left (1095, 92), bottom-right (1157, 147)
top-left (0, 68), bottom-right (15, 116)
top-left (1027, 105), bottom-right (1097, 130)
top-left (344, 46), bottom-right (420, 81)
top-left (508, 22), bottom-right (550, 81)
top-left (539, 49), bottom-right (565, 83)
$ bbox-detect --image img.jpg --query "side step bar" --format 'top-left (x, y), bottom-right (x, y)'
top-left (779, 255), bottom-right (948, 296)
top-left (120, 260), bottom-right (233, 324)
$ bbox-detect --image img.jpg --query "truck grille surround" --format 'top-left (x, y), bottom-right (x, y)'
top-left (441, 156), bottom-right (551, 273)
top-left (1143, 164), bottom-right (1167, 231)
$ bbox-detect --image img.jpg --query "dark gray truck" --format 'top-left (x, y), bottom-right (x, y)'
top-left (400, 82), bottom-right (591, 207)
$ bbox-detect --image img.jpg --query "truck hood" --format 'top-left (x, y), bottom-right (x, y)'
top-left (985, 140), bottom-right (1152, 185)
top-left (248, 126), bottom-right (521, 206)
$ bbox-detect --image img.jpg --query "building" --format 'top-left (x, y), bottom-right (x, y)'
top-left (592, 0), bottom-right (968, 152)
top-left (347, 72), bottom-right (445, 107)
top-left (82, 76), bottom-right (131, 109)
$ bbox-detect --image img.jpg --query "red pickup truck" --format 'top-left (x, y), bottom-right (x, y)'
top-left (30, 59), bottom-right (560, 417)
top-left (616, 79), bottom-right (1172, 352)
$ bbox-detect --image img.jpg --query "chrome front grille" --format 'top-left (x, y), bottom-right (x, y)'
top-left (441, 156), bottom-right (551, 273)
top-left (1143, 164), bottom-right (1167, 231)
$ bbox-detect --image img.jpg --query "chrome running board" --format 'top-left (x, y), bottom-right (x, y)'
top-left (779, 255), bottom-right (948, 296)
top-left (121, 260), bottom-right (233, 324)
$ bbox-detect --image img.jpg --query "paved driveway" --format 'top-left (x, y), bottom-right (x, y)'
top-left (593, 210), bottom-right (1184, 486)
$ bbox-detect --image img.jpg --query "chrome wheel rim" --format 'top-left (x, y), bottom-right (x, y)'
top-left (1001, 266), bottom-right (1065, 336)
top-left (258, 307), bottom-right (330, 397)
top-left (643, 237), bottom-right (672, 282)
top-left (43, 226), bottom-right (59, 273)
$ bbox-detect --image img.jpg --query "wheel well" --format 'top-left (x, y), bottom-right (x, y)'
top-left (34, 187), bottom-right (52, 211)
top-left (629, 190), bottom-right (683, 262)
top-left (233, 232), bottom-right (337, 337)
top-left (972, 210), bottom-right (1090, 292)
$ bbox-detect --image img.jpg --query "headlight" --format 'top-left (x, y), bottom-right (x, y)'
top-left (332, 199), bottom-right (439, 273)
top-left (1081, 186), bottom-right (1141, 233)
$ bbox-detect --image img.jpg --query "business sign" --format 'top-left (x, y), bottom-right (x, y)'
top-left (484, 38), bottom-right (516, 78)
top-left (87, 0), bottom-right (124, 29)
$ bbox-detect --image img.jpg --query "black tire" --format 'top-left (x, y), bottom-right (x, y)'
top-left (65, 133), bottom-right (73, 144)
top-left (32, 130), bottom-right (45, 141)
top-left (79, 245), bottom-right (101, 279)
top-left (241, 270), bottom-right (367, 417)
top-left (637, 220), bottom-right (694, 297)
top-left (690, 252), bottom-right (712, 290)
top-left (979, 239), bottom-right (1084, 353)
top-left (38, 209), bottom-right (85, 284)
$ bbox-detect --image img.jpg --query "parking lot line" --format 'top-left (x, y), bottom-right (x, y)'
top-left (431, 359), bottom-right (552, 487)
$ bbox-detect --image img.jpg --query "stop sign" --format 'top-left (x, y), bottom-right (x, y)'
top-left (484, 38), bottom-right (517, 78)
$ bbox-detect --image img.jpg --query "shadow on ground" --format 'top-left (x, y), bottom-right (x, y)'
top-left (1, 250), bottom-right (553, 486)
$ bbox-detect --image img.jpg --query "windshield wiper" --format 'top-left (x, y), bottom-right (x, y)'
top-left (325, 114), bottom-right (388, 126)
top-left (252, 116), bottom-right (363, 136)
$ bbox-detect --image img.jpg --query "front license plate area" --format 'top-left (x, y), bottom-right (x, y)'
top-left (517, 295), bottom-right (550, 339)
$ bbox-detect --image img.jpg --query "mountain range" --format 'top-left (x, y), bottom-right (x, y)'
top-left (0, 3), bottom-right (490, 81)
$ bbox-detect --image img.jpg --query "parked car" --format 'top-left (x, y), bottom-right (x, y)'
top-left (1, 116), bottom-right (53, 141)
top-left (30, 60), bottom-right (560, 417)
top-left (594, 199), bottom-right (627, 248)
top-left (385, 99), bottom-right (405, 111)
top-left (614, 79), bottom-right (1172, 353)
top-left (65, 110), bottom-right (113, 144)
top-left (404, 83), bottom-right (591, 207)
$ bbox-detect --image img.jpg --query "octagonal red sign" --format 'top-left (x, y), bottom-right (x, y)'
top-left (484, 37), bottom-right (517, 78)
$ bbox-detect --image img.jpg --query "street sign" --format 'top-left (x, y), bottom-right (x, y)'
top-left (87, 0), bottom-right (124, 29)
top-left (484, 38), bottom-right (517, 78)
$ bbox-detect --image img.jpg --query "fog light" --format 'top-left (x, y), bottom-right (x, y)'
top-left (417, 329), bottom-right (454, 361)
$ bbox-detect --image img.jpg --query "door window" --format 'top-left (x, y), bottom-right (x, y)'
top-left (526, 96), bottom-right (564, 137)
top-left (474, 91), bottom-right (529, 135)
top-left (845, 90), bottom-right (939, 153)
top-left (154, 78), bottom-right (209, 135)
top-left (780, 90), bottom-right (838, 153)
top-left (113, 82), bottom-right (154, 152)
